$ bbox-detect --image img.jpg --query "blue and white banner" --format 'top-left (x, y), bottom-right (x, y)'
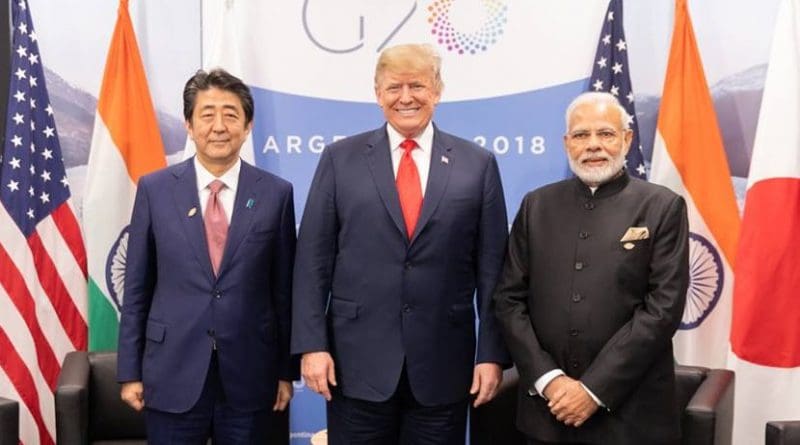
top-left (203, 0), bottom-right (607, 221)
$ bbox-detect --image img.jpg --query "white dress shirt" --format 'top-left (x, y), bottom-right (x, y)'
top-left (194, 157), bottom-right (241, 221)
top-left (386, 122), bottom-right (434, 196)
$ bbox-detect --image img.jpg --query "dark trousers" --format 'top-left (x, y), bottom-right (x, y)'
top-left (145, 352), bottom-right (272, 444)
top-left (326, 365), bottom-right (468, 445)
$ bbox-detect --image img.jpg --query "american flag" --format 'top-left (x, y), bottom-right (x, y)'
top-left (0, 1), bottom-right (87, 444)
top-left (589, 0), bottom-right (647, 179)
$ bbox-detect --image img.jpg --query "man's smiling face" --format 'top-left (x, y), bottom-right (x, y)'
top-left (375, 69), bottom-right (441, 139)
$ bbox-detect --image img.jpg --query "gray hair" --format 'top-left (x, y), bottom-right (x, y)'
top-left (564, 91), bottom-right (631, 131)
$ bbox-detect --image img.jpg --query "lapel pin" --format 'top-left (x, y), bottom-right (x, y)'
top-left (623, 242), bottom-right (635, 250)
top-left (188, 207), bottom-right (197, 217)
top-left (246, 198), bottom-right (255, 209)
top-left (441, 155), bottom-right (449, 164)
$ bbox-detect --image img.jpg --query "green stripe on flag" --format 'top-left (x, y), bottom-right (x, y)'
top-left (88, 278), bottom-right (120, 351)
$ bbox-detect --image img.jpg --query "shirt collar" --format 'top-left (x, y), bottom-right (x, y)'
top-left (194, 156), bottom-right (241, 192)
top-left (386, 121), bottom-right (434, 154)
top-left (573, 168), bottom-right (630, 199)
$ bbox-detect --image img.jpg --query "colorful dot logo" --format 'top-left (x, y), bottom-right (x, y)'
top-left (428, 0), bottom-right (509, 55)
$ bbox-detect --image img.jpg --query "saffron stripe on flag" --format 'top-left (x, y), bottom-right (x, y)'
top-left (650, 0), bottom-right (740, 369)
top-left (95, 0), bottom-right (166, 184)
top-left (84, 0), bottom-right (166, 353)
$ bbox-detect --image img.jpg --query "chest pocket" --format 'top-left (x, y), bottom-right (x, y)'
top-left (615, 238), bottom-right (653, 286)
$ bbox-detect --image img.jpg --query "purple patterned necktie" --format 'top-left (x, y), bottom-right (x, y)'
top-left (204, 179), bottom-right (228, 276)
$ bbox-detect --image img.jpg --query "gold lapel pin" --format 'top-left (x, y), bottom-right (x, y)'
top-left (623, 242), bottom-right (635, 250)
top-left (188, 207), bottom-right (197, 217)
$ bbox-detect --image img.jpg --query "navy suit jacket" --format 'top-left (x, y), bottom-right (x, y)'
top-left (118, 158), bottom-right (298, 413)
top-left (292, 124), bottom-right (510, 406)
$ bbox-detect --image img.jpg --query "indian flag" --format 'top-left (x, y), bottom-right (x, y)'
top-left (650, 0), bottom-right (740, 368)
top-left (83, 0), bottom-right (166, 351)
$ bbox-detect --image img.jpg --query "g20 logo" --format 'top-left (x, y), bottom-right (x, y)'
top-left (302, 0), bottom-right (509, 54)
top-left (428, 0), bottom-right (509, 54)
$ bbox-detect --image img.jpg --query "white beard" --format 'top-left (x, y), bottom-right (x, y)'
top-left (568, 150), bottom-right (627, 186)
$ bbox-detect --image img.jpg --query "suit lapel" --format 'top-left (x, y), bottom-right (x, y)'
top-left (172, 159), bottom-right (215, 279)
top-left (412, 127), bottom-right (452, 242)
top-left (365, 127), bottom-right (407, 240)
top-left (217, 162), bottom-right (259, 279)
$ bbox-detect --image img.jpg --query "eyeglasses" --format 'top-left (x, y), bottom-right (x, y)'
top-left (567, 129), bottom-right (623, 144)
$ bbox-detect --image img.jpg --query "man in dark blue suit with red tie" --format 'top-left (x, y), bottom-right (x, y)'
top-left (292, 43), bottom-right (510, 444)
top-left (117, 69), bottom-right (298, 443)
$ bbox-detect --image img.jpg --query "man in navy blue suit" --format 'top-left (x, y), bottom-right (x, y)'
top-left (117, 69), bottom-right (298, 443)
top-left (292, 43), bottom-right (510, 444)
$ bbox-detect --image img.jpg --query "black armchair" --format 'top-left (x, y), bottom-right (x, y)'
top-left (55, 351), bottom-right (290, 444)
top-left (0, 397), bottom-right (19, 445)
top-left (470, 364), bottom-right (734, 445)
top-left (674, 365), bottom-right (735, 445)
top-left (766, 421), bottom-right (800, 445)
top-left (55, 351), bottom-right (146, 444)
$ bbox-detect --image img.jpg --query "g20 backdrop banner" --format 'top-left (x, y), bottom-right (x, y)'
top-left (205, 1), bottom-right (608, 220)
top-left (18, 0), bottom-right (782, 443)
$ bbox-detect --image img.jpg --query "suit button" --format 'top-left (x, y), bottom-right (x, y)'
top-left (570, 329), bottom-right (579, 337)
top-left (584, 202), bottom-right (595, 210)
top-left (575, 261), bottom-right (584, 270)
top-left (404, 262), bottom-right (412, 270)
top-left (213, 289), bottom-right (221, 299)
top-left (571, 360), bottom-right (579, 369)
top-left (402, 304), bottom-right (411, 314)
top-left (579, 231), bottom-right (589, 239)
top-left (572, 293), bottom-right (582, 303)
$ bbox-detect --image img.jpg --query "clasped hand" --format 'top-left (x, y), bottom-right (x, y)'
top-left (542, 375), bottom-right (599, 427)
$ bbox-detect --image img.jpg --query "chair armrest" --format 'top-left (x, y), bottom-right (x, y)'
top-left (766, 421), bottom-right (800, 445)
top-left (684, 368), bottom-right (735, 445)
top-left (55, 350), bottom-right (90, 445)
top-left (0, 397), bottom-right (19, 445)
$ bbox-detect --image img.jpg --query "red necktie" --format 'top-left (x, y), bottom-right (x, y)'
top-left (204, 179), bottom-right (229, 276)
top-left (396, 139), bottom-right (422, 239)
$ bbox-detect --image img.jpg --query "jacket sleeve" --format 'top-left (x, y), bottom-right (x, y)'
top-left (291, 148), bottom-right (338, 355)
top-left (475, 154), bottom-right (511, 366)
top-left (273, 182), bottom-right (299, 380)
top-left (117, 177), bottom-right (157, 383)
top-left (493, 194), bottom-right (561, 390)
